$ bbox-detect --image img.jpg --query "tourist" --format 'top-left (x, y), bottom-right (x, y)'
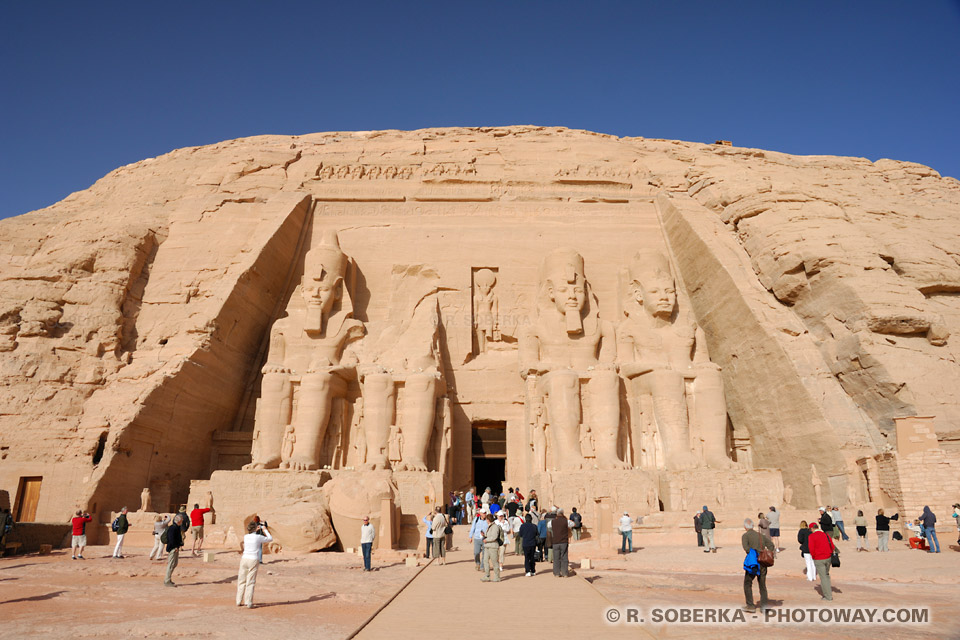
top-left (469, 508), bottom-right (489, 571)
top-left (767, 506), bottom-right (781, 551)
top-left (251, 515), bottom-right (264, 563)
top-left (519, 513), bottom-right (538, 576)
top-left (694, 512), bottom-right (703, 547)
top-left (0, 508), bottom-right (13, 551)
top-left (149, 514), bottom-right (169, 561)
top-left (952, 503), bottom-right (960, 545)
top-left (553, 508), bottom-right (570, 577)
top-left (480, 514), bottom-right (501, 582)
top-left (817, 507), bottom-right (834, 537)
top-left (506, 495), bottom-right (520, 519)
top-left (481, 487), bottom-right (492, 508)
top-left (854, 510), bottom-right (869, 552)
top-left (177, 506), bottom-right (191, 534)
top-left (701, 505), bottom-right (718, 553)
top-left (360, 516), bottom-right (375, 571)
top-left (70, 510), bottom-right (92, 560)
top-left (570, 507), bottom-right (583, 541)
top-left (906, 519), bottom-right (926, 550)
top-left (526, 489), bottom-right (538, 513)
top-left (236, 519), bottom-right (272, 607)
top-left (619, 511), bottom-right (634, 554)
top-left (832, 506), bottom-right (849, 541)
top-left (190, 503), bottom-right (213, 557)
top-left (544, 508), bottom-right (556, 561)
top-left (875, 508), bottom-right (899, 552)
top-left (422, 512), bottom-right (434, 558)
top-left (808, 522), bottom-right (836, 601)
top-left (511, 511), bottom-right (524, 555)
top-left (507, 487), bottom-right (516, 503)
top-left (920, 506), bottom-right (940, 553)
top-left (742, 518), bottom-right (775, 612)
top-left (797, 520), bottom-right (815, 581)
top-left (536, 511), bottom-right (548, 562)
top-left (164, 512), bottom-right (187, 587)
top-left (431, 506), bottom-right (448, 565)
top-left (489, 500), bottom-right (501, 516)
top-left (495, 511), bottom-right (511, 570)
top-left (757, 512), bottom-right (771, 540)
top-left (112, 507), bottom-right (129, 558)
top-left (465, 487), bottom-right (475, 523)
top-left (514, 488), bottom-right (525, 503)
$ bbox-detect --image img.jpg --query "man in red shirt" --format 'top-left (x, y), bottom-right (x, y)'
top-left (807, 522), bottom-right (836, 601)
top-left (189, 504), bottom-right (214, 557)
top-left (70, 510), bottom-right (93, 560)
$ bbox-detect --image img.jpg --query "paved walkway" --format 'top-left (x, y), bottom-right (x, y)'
top-left (356, 527), bottom-right (652, 638)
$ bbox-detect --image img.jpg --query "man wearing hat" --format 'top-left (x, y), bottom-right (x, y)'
top-left (360, 516), bottom-right (375, 571)
top-left (469, 507), bottom-right (490, 571)
top-left (700, 506), bottom-right (718, 553)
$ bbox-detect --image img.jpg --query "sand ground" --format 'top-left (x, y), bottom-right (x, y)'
top-left (2, 527), bottom-right (959, 639)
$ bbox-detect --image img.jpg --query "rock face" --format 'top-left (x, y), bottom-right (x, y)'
top-left (2, 127), bottom-right (959, 536)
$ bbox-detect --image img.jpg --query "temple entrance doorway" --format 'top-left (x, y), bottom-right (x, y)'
top-left (472, 421), bottom-right (506, 496)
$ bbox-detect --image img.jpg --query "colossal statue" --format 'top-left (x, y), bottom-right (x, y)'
top-left (246, 230), bottom-right (365, 470)
top-left (519, 249), bottom-right (628, 471)
top-left (473, 268), bottom-right (500, 354)
top-left (618, 251), bottom-right (729, 470)
top-left (359, 265), bottom-right (446, 471)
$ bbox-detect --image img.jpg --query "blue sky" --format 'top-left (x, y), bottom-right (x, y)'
top-left (2, 1), bottom-right (958, 219)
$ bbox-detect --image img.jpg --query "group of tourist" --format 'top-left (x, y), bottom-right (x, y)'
top-left (739, 502), bottom-right (955, 611)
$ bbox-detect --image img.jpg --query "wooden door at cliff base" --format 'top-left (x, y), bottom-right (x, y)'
top-left (14, 476), bottom-right (42, 522)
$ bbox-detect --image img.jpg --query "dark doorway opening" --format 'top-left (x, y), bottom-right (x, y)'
top-left (473, 458), bottom-right (505, 496)
top-left (472, 420), bottom-right (506, 497)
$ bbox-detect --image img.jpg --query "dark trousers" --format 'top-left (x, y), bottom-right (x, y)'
top-left (552, 542), bottom-right (569, 576)
top-left (523, 545), bottom-right (536, 574)
top-left (361, 542), bottom-right (372, 571)
top-left (697, 530), bottom-right (704, 547)
top-left (537, 537), bottom-right (546, 561)
top-left (744, 565), bottom-right (768, 607)
top-left (425, 537), bottom-right (432, 557)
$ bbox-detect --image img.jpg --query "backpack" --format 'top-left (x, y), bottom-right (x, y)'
top-left (571, 512), bottom-right (582, 529)
top-left (743, 548), bottom-right (760, 576)
top-left (160, 526), bottom-right (169, 545)
top-left (111, 517), bottom-right (120, 532)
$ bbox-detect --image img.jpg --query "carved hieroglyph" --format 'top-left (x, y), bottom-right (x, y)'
top-left (519, 249), bottom-right (628, 471)
top-left (473, 268), bottom-right (500, 354)
top-left (247, 230), bottom-right (364, 471)
top-left (618, 251), bottom-right (730, 470)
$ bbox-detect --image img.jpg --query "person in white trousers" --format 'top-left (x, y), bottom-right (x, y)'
top-left (113, 508), bottom-right (129, 558)
top-left (148, 515), bottom-right (169, 561)
top-left (237, 520), bottom-right (272, 608)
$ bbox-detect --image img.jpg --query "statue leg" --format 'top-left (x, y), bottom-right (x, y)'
top-left (362, 373), bottom-right (395, 470)
top-left (245, 372), bottom-right (291, 469)
top-left (644, 370), bottom-right (697, 470)
top-left (286, 372), bottom-right (342, 471)
top-left (397, 372), bottom-right (438, 471)
top-left (543, 370), bottom-right (585, 471)
top-left (588, 370), bottom-right (630, 469)
top-left (694, 367), bottom-right (732, 468)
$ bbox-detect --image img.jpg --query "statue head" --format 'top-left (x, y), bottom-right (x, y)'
top-left (475, 268), bottom-right (496, 295)
top-left (540, 249), bottom-right (588, 334)
top-left (629, 252), bottom-right (676, 320)
top-left (302, 229), bottom-right (349, 334)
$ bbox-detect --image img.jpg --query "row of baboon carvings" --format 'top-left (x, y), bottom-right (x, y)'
top-left (311, 163), bottom-right (639, 181)
top-left (246, 230), bottom-right (732, 475)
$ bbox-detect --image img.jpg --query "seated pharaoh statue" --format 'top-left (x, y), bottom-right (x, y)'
top-left (618, 251), bottom-right (730, 470)
top-left (246, 229), bottom-right (365, 471)
top-left (519, 249), bottom-right (629, 471)
top-left (358, 265), bottom-right (447, 472)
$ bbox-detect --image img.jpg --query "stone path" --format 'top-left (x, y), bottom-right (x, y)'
top-left (355, 527), bottom-right (651, 639)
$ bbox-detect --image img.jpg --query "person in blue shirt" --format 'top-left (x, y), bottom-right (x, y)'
top-left (537, 516), bottom-right (548, 563)
top-left (422, 514), bottom-right (434, 558)
top-left (489, 502), bottom-right (501, 516)
top-left (468, 511), bottom-right (490, 571)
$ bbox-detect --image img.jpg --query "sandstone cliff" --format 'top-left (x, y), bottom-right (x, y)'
top-left (1, 126), bottom-right (958, 520)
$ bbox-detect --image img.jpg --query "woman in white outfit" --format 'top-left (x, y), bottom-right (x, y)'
top-left (237, 520), bottom-right (272, 608)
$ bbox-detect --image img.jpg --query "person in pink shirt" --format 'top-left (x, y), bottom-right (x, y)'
top-left (189, 504), bottom-right (214, 557)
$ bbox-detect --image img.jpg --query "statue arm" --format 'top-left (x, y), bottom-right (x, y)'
top-left (518, 326), bottom-right (542, 378)
top-left (693, 326), bottom-right (719, 369)
top-left (616, 325), bottom-right (653, 378)
top-left (492, 295), bottom-right (499, 329)
top-left (596, 321), bottom-right (618, 370)
top-left (263, 324), bottom-right (291, 374)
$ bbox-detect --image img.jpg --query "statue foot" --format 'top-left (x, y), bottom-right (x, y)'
top-left (402, 459), bottom-right (428, 472)
top-left (599, 457), bottom-right (632, 470)
top-left (287, 458), bottom-right (319, 471)
top-left (243, 459), bottom-right (279, 470)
